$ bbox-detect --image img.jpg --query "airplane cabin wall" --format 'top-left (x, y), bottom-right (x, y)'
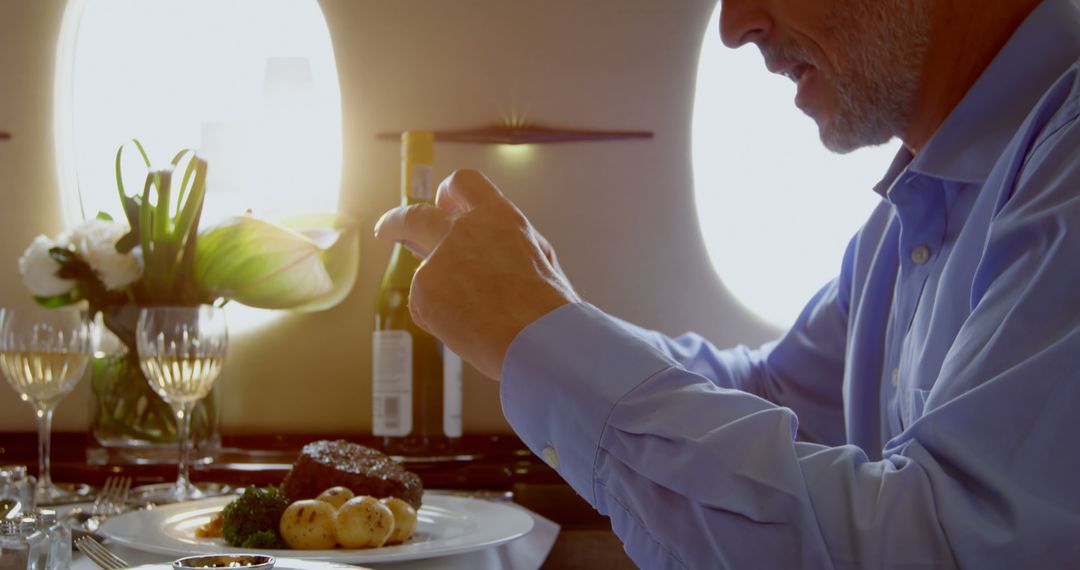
top-left (0, 0), bottom-right (778, 434)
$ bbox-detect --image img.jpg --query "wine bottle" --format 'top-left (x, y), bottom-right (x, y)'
top-left (373, 131), bottom-right (463, 458)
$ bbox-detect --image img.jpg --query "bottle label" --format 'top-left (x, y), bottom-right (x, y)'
top-left (372, 330), bottom-right (412, 436)
top-left (408, 165), bottom-right (433, 201)
top-left (443, 347), bottom-right (463, 438)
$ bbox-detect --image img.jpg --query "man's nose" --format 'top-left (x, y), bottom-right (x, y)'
top-left (719, 0), bottom-right (773, 48)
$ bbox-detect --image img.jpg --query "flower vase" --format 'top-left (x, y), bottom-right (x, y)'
top-left (87, 342), bottom-right (220, 465)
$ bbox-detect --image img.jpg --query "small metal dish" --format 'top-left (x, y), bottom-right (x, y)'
top-left (171, 554), bottom-right (276, 569)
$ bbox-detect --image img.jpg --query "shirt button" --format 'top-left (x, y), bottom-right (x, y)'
top-left (891, 368), bottom-right (899, 388)
top-left (541, 446), bottom-right (560, 470)
top-left (910, 245), bottom-right (931, 265)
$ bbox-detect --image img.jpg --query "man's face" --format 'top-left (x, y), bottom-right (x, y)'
top-left (720, 0), bottom-right (932, 153)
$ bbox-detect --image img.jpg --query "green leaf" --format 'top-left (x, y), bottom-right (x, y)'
top-left (116, 231), bottom-right (140, 254)
top-left (115, 144), bottom-right (125, 198)
top-left (174, 156), bottom-right (209, 301)
top-left (131, 139), bottom-right (151, 167)
top-left (115, 140), bottom-right (151, 228)
top-left (152, 168), bottom-right (180, 289)
top-left (153, 169), bottom-right (172, 245)
top-left (33, 291), bottom-right (81, 308)
top-left (139, 172), bottom-right (155, 293)
top-left (171, 149), bottom-right (197, 215)
top-left (116, 145), bottom-right (137, 228)
top-left (96, 211), bottom-right (113, 221)
top-left (120, 196), bottom-right (141, 233)
top-left (173, 156), bottom-right (208, 248)
top-left (178, 204), bottom-right (205, 304)
top-left (170, 148), bottom-right (193, 166)
top-left (116, 194), bottom-right (146, 253)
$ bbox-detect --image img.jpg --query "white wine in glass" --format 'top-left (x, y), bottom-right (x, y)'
top-left (141, 354), bottom-right (224, 404)
top-left (136, 306), bottom-right (227, 502)
top-left (0, 351), bottom-right (90, 404)
top-left (0, 307), bottom-right (91, 503)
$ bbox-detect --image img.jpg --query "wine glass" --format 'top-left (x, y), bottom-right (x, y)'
top-left (0, 307), bottom-right (92, 504)
top-left (136, 306), bottom-right (227, 502)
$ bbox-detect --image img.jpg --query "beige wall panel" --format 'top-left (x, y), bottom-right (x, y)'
top-left (0, 0), bottom-right (778, 435)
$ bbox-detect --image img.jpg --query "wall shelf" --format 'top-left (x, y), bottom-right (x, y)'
top-left (377, 123), bottom-right (652, 145)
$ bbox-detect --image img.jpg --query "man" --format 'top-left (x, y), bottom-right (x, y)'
top-left (376, 0), bottom-right (1080, 566)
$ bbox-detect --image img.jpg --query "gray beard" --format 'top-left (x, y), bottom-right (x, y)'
top-left (822, 0), bottom-right (933, 153)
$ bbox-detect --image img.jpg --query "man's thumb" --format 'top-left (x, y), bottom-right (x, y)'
top-left (436, 169), bottom-right (504, 213)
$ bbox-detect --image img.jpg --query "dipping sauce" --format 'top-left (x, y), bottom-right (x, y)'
top-left (172, 554), bottom-right (275, 569)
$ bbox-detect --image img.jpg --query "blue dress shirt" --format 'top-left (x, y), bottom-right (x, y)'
top-left (500, 0), bottom-right (1080, 567)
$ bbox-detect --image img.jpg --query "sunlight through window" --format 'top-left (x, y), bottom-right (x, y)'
top-left (692, 2), bottom-right (897, 329)
top-left (59, 0), bottom-right (342, 224)
top-left (56, 0), bottom-right (343, 333)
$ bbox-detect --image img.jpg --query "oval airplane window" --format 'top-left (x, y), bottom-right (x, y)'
top-left (55, 0), bottom-right (343, 331)
top-left (692, 2), bottom-right (896, 329)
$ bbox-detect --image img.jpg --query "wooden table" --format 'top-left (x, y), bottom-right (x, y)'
top-left (0, 432), bottom-right (635, 569)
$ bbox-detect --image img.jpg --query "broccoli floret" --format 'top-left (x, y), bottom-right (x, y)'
top-left (241, 530), bottom-right (287, 549)
top-left (221, 486), bottom-right (289, 549)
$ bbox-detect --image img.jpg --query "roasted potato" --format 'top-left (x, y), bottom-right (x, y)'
top-left (315, 486), bottom-right (355, 509)
top-left (333, 496), bottom-right (395, 549)
top-left (279, 499), bottom-right (337, 550)
top-left (380, 497), bottom-right (417, 544)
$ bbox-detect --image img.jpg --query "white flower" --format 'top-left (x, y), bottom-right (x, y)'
top-left (18, 235), bottom-right (76, 297)
top-left (60, 219), bottom-right (141, 291)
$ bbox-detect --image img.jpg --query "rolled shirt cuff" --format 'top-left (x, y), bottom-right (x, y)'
top-left (500, 302), bottom-right (674, 507)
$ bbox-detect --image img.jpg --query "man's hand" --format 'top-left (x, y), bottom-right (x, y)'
top-left (374, 169), bottom-right (579, 380)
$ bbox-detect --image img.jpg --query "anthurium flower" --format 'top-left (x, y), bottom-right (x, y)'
top-left (280, 213), bottom-right (360, 312)
top-left (194, 215), bottom-right (352, 309)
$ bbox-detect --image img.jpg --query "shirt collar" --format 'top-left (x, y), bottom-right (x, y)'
top-left (873, 147), bottom-right (915, 198)
top-left (875, 0), bottom-right (1080, 193)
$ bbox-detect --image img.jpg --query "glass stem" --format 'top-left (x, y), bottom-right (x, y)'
top-left (174, 402), bottom-right (195, 495)
top-left (35, 406), bottom-right (55, 497)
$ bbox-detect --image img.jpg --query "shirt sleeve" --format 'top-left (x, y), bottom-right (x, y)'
top-left (499, 114), bottom-right (1080, 569)
top-left (599, 236), bottom-right (855, 447)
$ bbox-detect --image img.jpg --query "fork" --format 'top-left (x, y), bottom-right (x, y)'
top-left (74, 535), bottom-right (129, 569)
top-left (92, 476), bottom-right (132, 517)
top-left (64, 476), bottom-right (133, 540)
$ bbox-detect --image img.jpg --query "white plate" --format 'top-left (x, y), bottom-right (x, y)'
top-left (100, 493), bottom-right (534, 564)
top-left (129, 559), bottom-right (360, 570)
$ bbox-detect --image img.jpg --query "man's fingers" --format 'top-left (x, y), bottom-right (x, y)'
top-left (435, 169), bottom-right (504, 214)
top-left (373, 204), bottom-right (452, 259)
top-left (376, 170), bottom-right (504, 258)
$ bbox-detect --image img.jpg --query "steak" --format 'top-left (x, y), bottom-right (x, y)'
top-left (280, 440), bottom-right (423, 509)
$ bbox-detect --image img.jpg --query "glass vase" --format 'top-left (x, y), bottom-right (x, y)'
top-left (87, 343), bottom-right (220, 465)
